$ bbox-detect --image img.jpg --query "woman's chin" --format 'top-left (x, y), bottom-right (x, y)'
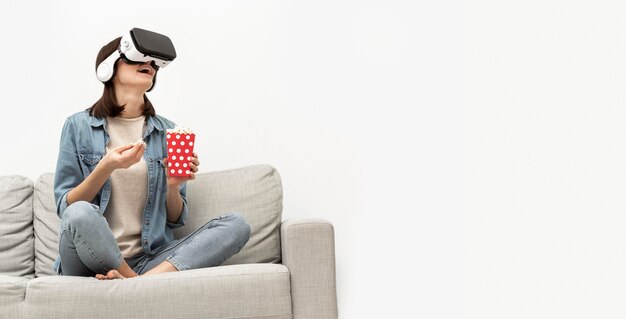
top-left (114, 75), bottom-right (153, 92)
top-left (127, 80), bottom-right (153, 92)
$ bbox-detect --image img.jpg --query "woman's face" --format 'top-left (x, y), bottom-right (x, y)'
top-left (112, 58), bottom-right (157, 92)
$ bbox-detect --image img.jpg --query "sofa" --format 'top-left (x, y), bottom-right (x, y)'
top-left (0, 164), bottom-right (338, 319)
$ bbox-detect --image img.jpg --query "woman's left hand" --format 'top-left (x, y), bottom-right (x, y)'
top-left (164, 152), bottom-right (200, 188)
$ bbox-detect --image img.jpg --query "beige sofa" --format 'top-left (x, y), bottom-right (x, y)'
top-left (0, 165), bottom-right (338, 319)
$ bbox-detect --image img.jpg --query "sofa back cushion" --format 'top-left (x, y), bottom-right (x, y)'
top-left (177, 164), bottom-right (283, 265)
top-left (0, 175), bottom-right (35, 278)
top-left (33, 164), bottom-right (283, 276)
top-left (33, 173), bottom-right (60, 277)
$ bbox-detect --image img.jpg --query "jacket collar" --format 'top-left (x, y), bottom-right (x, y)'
top-left (88, 115), bottom-right (106, 128)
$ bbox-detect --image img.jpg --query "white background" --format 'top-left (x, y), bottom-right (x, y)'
top-left (1, 0), bottom-right (623, 318)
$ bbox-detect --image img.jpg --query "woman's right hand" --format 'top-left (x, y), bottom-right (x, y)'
top-left (65, 143), bottom-right (144, 207)
top-left (101, 144), bottom-right (145, 171)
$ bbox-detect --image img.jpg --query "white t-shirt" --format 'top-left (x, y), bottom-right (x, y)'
top-left (103, 115), bottom-right (148, 258)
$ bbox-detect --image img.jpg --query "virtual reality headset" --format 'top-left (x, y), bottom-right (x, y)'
top-left (96, 27), bottom-right (177, 83)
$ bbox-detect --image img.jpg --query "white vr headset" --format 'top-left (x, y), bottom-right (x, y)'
top-left (96, 27), bottom-right (177, 83)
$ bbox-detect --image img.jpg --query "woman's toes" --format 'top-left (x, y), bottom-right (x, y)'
top-left (106, 269), bottom-right (126, 279)
top-left (95, 270), bottom-right (127, 280)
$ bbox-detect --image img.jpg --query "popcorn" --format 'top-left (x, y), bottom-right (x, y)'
top-left (166, 127), bottom-right (196, 177)
top-left (130, 138), bottom-right (147, 148)
top-left (166, 126), bottom-right (194, 135)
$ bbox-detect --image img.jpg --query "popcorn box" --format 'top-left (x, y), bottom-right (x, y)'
top-left (166, 128), bottom-right (195, 177)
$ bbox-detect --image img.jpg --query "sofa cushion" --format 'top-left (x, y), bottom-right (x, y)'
top-left (0, 275), bottom-right (29, 319)
top-left (33, 174), bottom-right (60, 277)
top-left (178, 164), bottom-right (283, 265)
top-left (24, 263), bottom-right (291, 319)
top-left (0, 176), bottom-right (35, 278)
top-left (33, 164), bottom-right (283, 276)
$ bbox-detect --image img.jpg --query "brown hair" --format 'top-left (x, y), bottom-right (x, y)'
top-left (88, 36), bottom-right (158, 118)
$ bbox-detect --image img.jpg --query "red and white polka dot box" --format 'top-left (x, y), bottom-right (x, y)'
top-left (166, 128), bottom-right (195, 177)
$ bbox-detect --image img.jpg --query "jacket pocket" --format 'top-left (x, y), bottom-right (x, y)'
top-left (78, 153), bottom-right (102, 175)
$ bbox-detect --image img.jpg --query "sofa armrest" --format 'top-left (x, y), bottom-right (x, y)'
top-left (281, 218), bottom-right (338, 319)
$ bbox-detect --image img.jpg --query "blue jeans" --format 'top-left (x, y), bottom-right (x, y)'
top-left (58, 202), bottom-right (251, 276)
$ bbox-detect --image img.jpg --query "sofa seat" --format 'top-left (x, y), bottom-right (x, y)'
top-left (0, 276), bottom-right (29, 319)
top-left (23, 263), bottom-right (292, 319)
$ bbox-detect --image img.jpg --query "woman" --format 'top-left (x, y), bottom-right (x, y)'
top-left (52, 34), bottom-right (251, 280)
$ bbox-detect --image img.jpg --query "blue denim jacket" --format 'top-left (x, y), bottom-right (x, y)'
top-left (52, 110), bottom-right (189, 275)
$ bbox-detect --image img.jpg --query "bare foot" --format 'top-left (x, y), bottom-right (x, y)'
top-left (95, 269), bottom-right (128, 280)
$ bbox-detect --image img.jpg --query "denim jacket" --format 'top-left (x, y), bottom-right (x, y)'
top-left (52, 110), bottom-right (189, 275)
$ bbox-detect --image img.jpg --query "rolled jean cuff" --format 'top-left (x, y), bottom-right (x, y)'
top-left (166, 256), bottom-right (186, 271)
top-left (114, 253), bottom-right (123, 270)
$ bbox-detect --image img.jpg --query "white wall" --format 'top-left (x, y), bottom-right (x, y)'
top-left (4, 0), bottom-right (622, 318)
top-left (464, 1), bottom-right (626, 318)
